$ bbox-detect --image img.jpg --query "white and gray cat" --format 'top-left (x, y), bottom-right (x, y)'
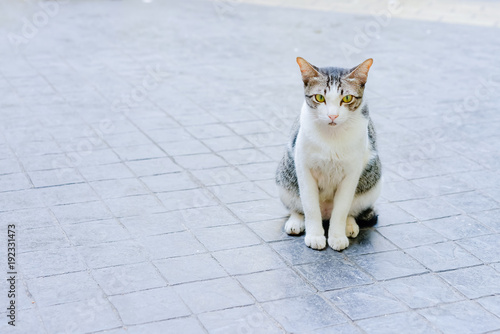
top-left (275, 57), bottom-right (382, 251)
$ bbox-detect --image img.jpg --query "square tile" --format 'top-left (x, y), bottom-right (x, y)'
top-left (439, 265), bottom-right (500, 299)
top-left (298, 258), bottom-right (373, 291)
top-left (174, 277), bottom-right (253, 314)
top-left (325, 285), bottom-right (406, 320)
top-left (237, 268), bottom-right (315, 302)
top-left (198, 305), bottom-right (283, 334)
top-left (356, 312), bottom-right (438, 334)
top-left (92, 262), bottom-right (166, 295)
top-left (351, 250), bottom-right (428, 280)
top-left (381, 274), bottom-right (463, 309)
top-left (139, 231), bottom-right (206, 259)
top-left (154, 254), bottom-right (227, 285)
top-left (263, 295), bottom-right (347, 332)
top-left (213, 244), bottom-right (284, 275)
top-left (377, 222), bottom-right (447, 249)
top-left (419, 301), bottom-right (500, 333)
top-left (109, 287), bottom-right (191, 325)
top-left (406, 241), bottom-right (481, 271)
top-left (193, 225), bottom-right (261, 251)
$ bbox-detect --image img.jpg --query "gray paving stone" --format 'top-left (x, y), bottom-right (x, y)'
top-left (477, 295), bottom-right (500, 318)
top-left (79, 240), bottom-right (148, 269)
top-left (125, 157), bottom-right (182, 176)
top-left (469, 209), bottom-right (500, 232)
top-left (411, 174), bottom-right (475, 196)
top-left (154, 253), bottom-right (227, 285)
top-left (457, 234), bottom-right (500, 263)
top-left (63, 219), bottom-right (131, 246)
top-left (109, 287), bottom-right (191, 325)
top-left (92, 262), bottom-right (166, 295)
top-left (198, 305), bottom-right (284, 334)
top-left (127, 317), bottom-right (206, 334)
top-left (180, 205), bottom-right (238, 229)
top-left (50, 201), bottom-right (113, 225)
top-left (114, 144), bottom-right (166, 161)
top-left (439, 265), bottom-right (500, 299)
top-left (139, 231), bottom-right (206, 260)
top-left (375, 202), bottom-right (417, 226)
top-left (419, 301), bottom-right (500, 334)
top-left (228, 198), bottom-right (289, 223)
top-left (193, 224), bottom-right (261, 251)
top-left (40, 296), bottom-right (121, 333)
top-left (40, 183), bottom-right (100, 206)
top-left (27, 271), bottom-right (102, 307)
top-left (140, 172), bottom-right (198, 193)
top-left (119, 211), bottom-right (186, 236)
top-left (325, 285), bottom-right (407, 320)
top-left (219, 148), bottom-right (273, 165)
top-left (298, 258), bottom-right (373, 292)
top-left (78, 163), bottom-right (135, 181)
top-left (191, 166), bottom-right (248, 186)
top-left (208, 181), bottom-right (271, 204)
top-left (213, 244), bottom-right (285, 275)
top-left (302, 323), bottom-right (362, 334)
top-left (406, 241), bottom-right (481, 272)
top-left (396, 197), bottom-right (463, 221)
top-left (174, 153), bottom-right (228, 170)
top-left (89, 178), bottom-right (149, 199)
top-left (20, 247), bottom-right (86, 279)
top-left (237, 268), bottom-right (314, 302)
top-left (422, 214), bottom-right (492, 240)
top-left (377, 222), bottom-right (447, 249)
top-left (174, 277), bottom-right (254, 314)
top-left (247, 219), bottom-right (289, 242)
top-left (355, 312), bottom-right (439, 334)
top-left (263, 295), bottom-right (347, 332)
top-left (105, 194), bottom-right (166, 217)
top-left (342, 229), bottom-right (397, 256)
top-left (381, 274), bottom-right (463, 309)
top-left (158, 188), bottom-right (219, 211)
top-left (17, 226), bottom-right (70, 253)
top-left (0, 308), bottom-right (46, 334)
top-left (443, 191), bottom-right (499, 213)
top-left (351, 250), bottom-right (428, 281)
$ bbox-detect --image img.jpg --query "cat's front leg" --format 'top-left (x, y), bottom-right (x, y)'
top-left (297, 165), bottom-right (325, 250)
top-left (328, 175), bottom-right (359, 251)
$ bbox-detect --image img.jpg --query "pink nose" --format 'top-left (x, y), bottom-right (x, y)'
top-left (328, 115), bottom-right (338, 121)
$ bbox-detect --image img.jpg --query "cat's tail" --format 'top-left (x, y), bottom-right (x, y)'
top-left (355, 207), bottom-right (378, 227)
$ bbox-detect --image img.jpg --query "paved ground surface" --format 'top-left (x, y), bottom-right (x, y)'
top-left (1, 0), bottom-right (500, 333)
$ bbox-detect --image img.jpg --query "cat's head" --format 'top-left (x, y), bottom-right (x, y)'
top-left (297, 57), bottom-right (373, 127)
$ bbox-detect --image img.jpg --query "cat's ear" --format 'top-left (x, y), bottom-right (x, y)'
top-left (296, 57), bottom-right (320, 84)
top-left (345, 58), bottom-right (373, 86)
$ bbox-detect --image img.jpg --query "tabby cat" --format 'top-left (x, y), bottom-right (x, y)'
top-left (275, 57), bottom-right (381, 251)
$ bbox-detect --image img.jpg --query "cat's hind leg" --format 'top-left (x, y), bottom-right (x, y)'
top-left (346, 215), bottom-right (359, 238)
top-left (284, 211), bottom-right (305, 235)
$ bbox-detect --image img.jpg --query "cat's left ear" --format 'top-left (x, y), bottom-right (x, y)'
top-left (345, 58), bottom-right (373, 86)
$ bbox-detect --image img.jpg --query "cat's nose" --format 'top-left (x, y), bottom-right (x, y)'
top-left (328, 115), bottom-right (338, 121)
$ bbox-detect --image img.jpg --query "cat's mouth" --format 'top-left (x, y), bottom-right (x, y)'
top-left (328, 121), bottom-right (337, 126)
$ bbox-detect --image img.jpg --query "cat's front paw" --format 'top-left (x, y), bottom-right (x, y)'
top-left (346, 216), bottom-right (359, 238)
top-left (284, 214), bottom-right (305, 235)
top-left (305, 234), bottom-right (327, 250)
top-left (328, 235), bottom-right (349, 251)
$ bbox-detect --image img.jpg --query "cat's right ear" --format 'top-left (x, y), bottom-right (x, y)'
top-left (297, 57), bottom-right (320, 84)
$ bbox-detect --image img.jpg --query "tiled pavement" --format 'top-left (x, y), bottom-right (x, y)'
top-left (1, 0), bottom-right (500, 333)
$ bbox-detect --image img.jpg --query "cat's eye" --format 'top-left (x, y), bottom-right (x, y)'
top-left (342, 95), bottom-right (353, 103)
top-left (315, 94), bottom-right (325, 103)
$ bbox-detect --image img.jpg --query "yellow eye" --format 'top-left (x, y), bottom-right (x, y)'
top-left (342, 95), bottom-right (353, 103)
top-left (315, 94), bottom-right (325, 102)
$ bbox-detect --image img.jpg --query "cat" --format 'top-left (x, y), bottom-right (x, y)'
top-left (275, 57), bottom-right (382, 251)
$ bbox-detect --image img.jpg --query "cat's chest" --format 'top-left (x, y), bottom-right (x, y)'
top-left (309, 154), bottom-right (346, 194)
